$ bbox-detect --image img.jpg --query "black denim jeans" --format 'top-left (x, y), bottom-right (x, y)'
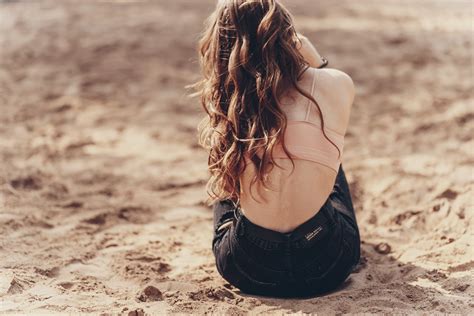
top-left (212, 165), bottom-right (361, 297)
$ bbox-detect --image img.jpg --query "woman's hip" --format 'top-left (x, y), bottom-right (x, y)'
top-left (211, 198), bottom-right (360, 297)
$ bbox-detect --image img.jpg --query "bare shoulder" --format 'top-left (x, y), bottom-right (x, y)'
top-left (313, 67), bottom-right (355, 106)
top-left (308, 67), bottom-right (355, 134)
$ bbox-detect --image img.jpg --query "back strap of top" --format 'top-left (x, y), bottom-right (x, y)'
top-left (245, 121), bottom-right (344, 173)
top-left (304, 68), bottom-right (317, 121)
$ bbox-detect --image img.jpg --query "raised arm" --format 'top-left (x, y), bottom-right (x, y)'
top-left (295, 33), bottom-right (328, 69)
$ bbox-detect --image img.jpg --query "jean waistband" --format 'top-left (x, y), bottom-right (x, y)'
top-left (233, 197), bottom-right (337, 244)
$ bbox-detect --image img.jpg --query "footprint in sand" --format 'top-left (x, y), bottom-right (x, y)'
top-left (125, 308), bottom-right (145, 316)
top-left (83, 213), bottom-right (109, 225)
top-left (62, 201), bottom-right (84, 208)
top-left (34, 266), bottom-right (60, 278)
top-left (391, 210), bottom-right (422, 226)
top-left (6, 277), bottom-right (32, 295)
top-left (117, 206), bottom-right (153, 224)
top-left (137, 285), bottom-right (163, 302)
top-left (188, 287), bottom-right (235, 302)
top-left (57, 282), bottom-right (74, 290)
top-left (436, 188), bottom-right (459, 200)
top-left (10, 175), bottom-right (42, 190)
top-left (82, 206), bottom-right (153, 226)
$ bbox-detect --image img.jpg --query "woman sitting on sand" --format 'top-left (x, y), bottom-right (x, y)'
top-left (194, 0), bottom-right (360, 297)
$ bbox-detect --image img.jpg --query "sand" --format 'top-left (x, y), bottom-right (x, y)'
top-left (0, 0), bottom-right (472, 314)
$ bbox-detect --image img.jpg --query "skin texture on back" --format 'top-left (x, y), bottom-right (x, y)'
top-left (239, 63), bottom-right (355, 233)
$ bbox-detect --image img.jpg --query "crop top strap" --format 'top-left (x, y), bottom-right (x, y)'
top-left (304, 67), bottom-right (318, 120)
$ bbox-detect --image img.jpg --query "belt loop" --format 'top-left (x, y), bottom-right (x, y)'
top-left (238, 219), bottom-right (245, 237)
top-left (233, 206), bottom-right (246, 237)
top-left (232, 196), bottom-right (240, 210)
top-left (232, 196), bottom-right (241, 220)
top-left (233, 202), bottom-right (239, 221)
top-left (324, 198), bottom-right (336, 226)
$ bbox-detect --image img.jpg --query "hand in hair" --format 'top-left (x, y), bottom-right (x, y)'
top-left (295, 33), bottom-right (327, 69)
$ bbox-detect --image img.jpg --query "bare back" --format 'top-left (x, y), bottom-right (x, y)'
top-left (239, 67), bottom-right (355, 233)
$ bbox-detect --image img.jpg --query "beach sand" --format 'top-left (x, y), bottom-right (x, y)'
top-left (0, 0), bottom-right (472, 314)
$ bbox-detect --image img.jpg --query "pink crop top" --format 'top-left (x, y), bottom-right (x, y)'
top-left (270, 120), bottom-right (344, 173)
top-left (245, 68), bottom-right (344, 173)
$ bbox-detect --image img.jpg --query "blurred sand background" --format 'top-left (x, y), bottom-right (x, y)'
top-left (0, 0), bottom-right (473, 314)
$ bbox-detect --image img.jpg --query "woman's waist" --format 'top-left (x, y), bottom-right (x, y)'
top-left (238, 158), bottom-right (337, 231)
top-left (233, 194), bottom-right (340, 251)
top-left (239, 187), bottom-right (333, 233)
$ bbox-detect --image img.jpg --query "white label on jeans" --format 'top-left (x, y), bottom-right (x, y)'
top-left (305, 226), bottom-right (323, 241)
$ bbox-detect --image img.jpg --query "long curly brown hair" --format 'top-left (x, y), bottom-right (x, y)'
top-left (194, 0), bottom-right (332, 206)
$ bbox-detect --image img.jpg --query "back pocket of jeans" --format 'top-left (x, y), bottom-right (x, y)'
top-left (300, 247), bottom-right (338, 283)
top-left (232, 255), bottom-right (279, 288)
top-left (230, 237), bottom-right (280, 290)
top-left (301, 228), bottom-right (346, 283)
top-left (214, 230), bottom-right (250, 290)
